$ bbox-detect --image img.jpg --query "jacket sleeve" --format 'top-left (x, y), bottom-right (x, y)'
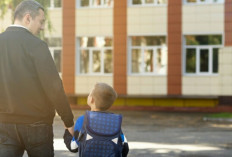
top-left (63, 129), bottom-right (79, 153)
top-left (121, 132), bottom-right (129, 157)
top-left (31, 41), bottom-right (74, 127)
top-left (63, 116), bottom-right (84, 152)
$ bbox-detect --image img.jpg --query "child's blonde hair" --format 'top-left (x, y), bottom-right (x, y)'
top-left (91, 83), bottom-right (117, 111)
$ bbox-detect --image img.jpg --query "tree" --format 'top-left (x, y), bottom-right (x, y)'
top-left (0, 0), bottom-right (52, 37)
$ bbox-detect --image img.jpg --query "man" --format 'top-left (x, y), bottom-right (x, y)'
top-left (0, 0), bottom-right (74, 156)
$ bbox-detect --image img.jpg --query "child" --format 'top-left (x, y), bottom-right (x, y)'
top-left (63, 82), bottom-right (129, 157)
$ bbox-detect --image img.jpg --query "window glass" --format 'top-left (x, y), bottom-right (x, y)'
top-left (80, 37), bottom-right (112, 48)
top-left (92, 50), bottom-right (101, 72)
top-left (130, 36), bottom-right (167, 75)
top-left (213, 48), bottom-right (219, 73)
top-left (184, 35), bottom-right (222, 75)
top-left (132, 36), bottom-right (166, 46)
top-left (104, 0), bottom-right (113, 6)
top-left (132, 0), bottom-right (167, 5)
top-left (186, 35), bottom-right (222, 46)
top-left (144, 49), bottom-right (153, 72)
top-left (185, 0), bottom-right (224, 4)
top-left (92, 0), bottom-right (101, 6)
top-left (155, 48), bottom-right (166, 74)
top-left (80, 50), bottom-right (89, 73)
top-left (186, 48), bottom-right (196, 73)
top-left (132, 49), bottom-right (142, 73)
top-left (54, 0), bottom-right (61, 7)
top-left (200, 49), bottom-right (209, 72)
top-left (145, 0), bottom-right (154, 4)
top-left (79, 0), bottom-right (113, 7)
top-left (45, 37), bottom-right (62, 47)
top-left (104, 50), bottom-right (113, 73)
top-left (46, 37), bottom-right (62, 73)
top-left (78, 37), bottom-right (113, 74)
top-left (157, 0), bottom-right (167, 4)
top-left (187, 0), bottom-right (197, 2)
top-left (132, 0), bottom-right (142, 4)
top-left (54, 50), bottom-right (61, 72)
top-left (81, 0), bottom-right (89, 6)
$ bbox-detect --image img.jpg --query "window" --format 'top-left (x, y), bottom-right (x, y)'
top-left (78, 0), bottom-right (113, 8)
top-left (129, 36), bottom-right (167, 75)
top-left (131, 0), bottom-right (167, 5)
top-left (183, 0), bottom-right (224, 4)
top-left (45, 37), bottom-right (62, 73)
top-left (78, 37), bottom-right (113, 75)
top-left (184, 35), bottom-right (222, 75)
top-left (48, 0), bottom-right (62, 8)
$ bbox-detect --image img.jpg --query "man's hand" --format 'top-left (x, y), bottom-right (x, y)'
top-left (67, 125), bottom-right (74, 136)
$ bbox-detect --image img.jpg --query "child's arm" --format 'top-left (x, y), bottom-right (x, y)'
top-left (63, 115), bottom-right (85, 153)
top-left (63, 129), bottom-right (79, 152)
top-left (120, 132), bottom-right (129, 157)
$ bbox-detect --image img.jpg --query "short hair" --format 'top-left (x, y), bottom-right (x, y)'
top-left (91, 83), bottom-right (117, 111)
top-left (14, 0), bottom-right (44, 21)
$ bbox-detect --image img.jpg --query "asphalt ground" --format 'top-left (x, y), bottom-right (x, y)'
top-left (23, 109), bottom-right (232, 157)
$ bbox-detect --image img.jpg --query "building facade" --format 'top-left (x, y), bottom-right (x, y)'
top-left (1, 0), bottom-right (232, 107)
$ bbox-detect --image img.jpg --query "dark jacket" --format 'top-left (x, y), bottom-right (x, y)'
top-left (0, 26), bottom-right (74, 127)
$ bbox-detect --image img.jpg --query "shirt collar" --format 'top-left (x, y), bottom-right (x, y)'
top-left (9, 24), bottom-right (28, 30)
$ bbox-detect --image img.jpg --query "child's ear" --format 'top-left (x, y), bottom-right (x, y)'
top-left (91, 97), bottom-right (95, 104)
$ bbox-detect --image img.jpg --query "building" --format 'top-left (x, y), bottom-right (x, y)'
top-left (1, 0), bottom-right (232, 108)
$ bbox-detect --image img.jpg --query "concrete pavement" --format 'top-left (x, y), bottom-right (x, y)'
top-left (23, 109), bottom-right (232, 157)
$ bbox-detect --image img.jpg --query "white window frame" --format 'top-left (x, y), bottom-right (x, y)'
top-left (183, 34), bottom-right (223, 76)
top-left (49, 47), bottom-right (62, 75)
top-left (76, 0), bottom-right (113, 8)
top-left (128, 37), bottom-right (167, 76)
top-left (184, 46), bottom-right (221, 76)
top-left (183, 0), bottom-right (224, 5)
top-left (129, 0), bottom-right (167, 7)
top-left (48, 0), bottom-right (62, 9)
top-left (76, 39), bottom-right (113, 76)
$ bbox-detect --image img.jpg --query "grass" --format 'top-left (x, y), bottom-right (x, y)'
top-left (205, 113), bottom-right (232, 119)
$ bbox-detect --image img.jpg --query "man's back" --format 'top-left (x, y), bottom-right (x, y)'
top-left (0, 26), bottom-right (60, 124)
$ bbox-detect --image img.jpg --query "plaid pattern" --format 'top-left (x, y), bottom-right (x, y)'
top-left (88, 111), bottom-right (121, 136)
top-left (84, 140), bottom-right (115, 157)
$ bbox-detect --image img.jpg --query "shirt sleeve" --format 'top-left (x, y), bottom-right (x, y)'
top-left (63, 115), bottom-right (85, 152)
top-left (121, 131), bottom-right (129, 157)
top-left (31, 42), bottom-right (74, 127)
top-left (74, 115), bottom-right (85, 132)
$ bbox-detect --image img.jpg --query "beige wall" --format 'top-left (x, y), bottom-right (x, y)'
top-left (182, 76), bottom-right (220, 95)
top-left (127, 6), bottom-right (167, 35)
top-left (183, 47), bottom-right (232, 96)
top-left (219, 47), bottom-right (232, 95)
top-left (75, 76), bottom-right (113, 94)
top-left (44, 9), bottom-right (62, 37)
top-left (127, 76), bottom-right (167, 95)
top-left (182, 4), bottom-right (224, 34)
top-left (76, 8), bottom-right (113, 36)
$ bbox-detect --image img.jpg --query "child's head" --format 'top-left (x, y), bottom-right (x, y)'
top-left (87, 83), bottom-right (117, 111)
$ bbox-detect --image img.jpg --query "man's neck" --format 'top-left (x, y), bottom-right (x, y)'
top-left (10, 24), bottom-right (27, 29)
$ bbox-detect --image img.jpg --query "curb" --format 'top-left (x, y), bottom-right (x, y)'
top-left (203, 117), bottom-right (232, 122)
top-left (70, 105), bottom-right (232, 113)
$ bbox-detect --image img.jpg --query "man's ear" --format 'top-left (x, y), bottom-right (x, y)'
top-left (24, 13), bottom-right (31, 24)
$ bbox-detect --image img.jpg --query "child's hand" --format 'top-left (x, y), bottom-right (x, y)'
top-left (63, 129), bottom-right (78, 153)
top-left (67, 125), bottom-right (74, 136)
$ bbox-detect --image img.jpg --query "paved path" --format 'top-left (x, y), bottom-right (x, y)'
top-left (24, 110), bottom-right (232, 157)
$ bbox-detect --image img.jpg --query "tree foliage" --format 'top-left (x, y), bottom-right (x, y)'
top-left (0, 0), bottom-right (53, 36)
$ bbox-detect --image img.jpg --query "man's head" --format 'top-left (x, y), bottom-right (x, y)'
top-left (14, 0), bottom-right (45, 35)
top-left (87, 83), bottom-right (117, 111)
